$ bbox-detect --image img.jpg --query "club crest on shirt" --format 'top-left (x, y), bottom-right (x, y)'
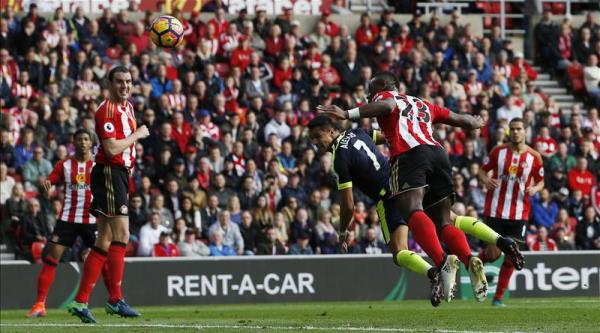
top-left (76, 173), bottom-right (86, 184)
top-left (508, 165), bottom-right (518, 175)
top-left (104, 122), bottom-right (115, 133)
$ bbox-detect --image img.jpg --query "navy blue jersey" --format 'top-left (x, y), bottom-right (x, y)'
top-left (331, 128), bottom-right (391, 200)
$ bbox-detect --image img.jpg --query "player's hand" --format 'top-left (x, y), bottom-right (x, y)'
top-left (472, 115), bottom-right (486, 129)
top-left (40, 180), bottom-right (52, 193)
top-left (339, 230), bottom-right (350, 253)
top-left (135, 125), bottom-right (150, 140)
top-left (317, 104), bottom-right (348, 120)
top-left (483, 178), bottom-right (499, 190)
top-left (526, 186), bottom-right (539, 196)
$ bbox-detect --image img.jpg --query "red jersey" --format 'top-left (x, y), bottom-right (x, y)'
top-left (48, 157), bottom-right (95, 224)
top-left (567, 168), bottom-right (595, 197)
top-left (482, 144), bottom-right (544, 220)
top-left (94, 99), bottom-right (137, 170)
top-left (373, 91), bottom-right (449, 159)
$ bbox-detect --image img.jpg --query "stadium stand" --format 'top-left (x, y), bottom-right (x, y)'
top-left (1, 0), bottom-right (599, 263)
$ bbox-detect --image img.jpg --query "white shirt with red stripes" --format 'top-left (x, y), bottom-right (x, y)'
top-left (48, 157), bottom-right (96, 224)
top-left (94, 99), bottom-right (137, 170)
top-left (372, 90), bottom-right (450, 159)
top-left (482, 144), bottom-right (544, 221)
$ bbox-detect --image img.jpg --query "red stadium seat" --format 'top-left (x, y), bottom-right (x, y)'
top-left (31, 242), bottom-right (45, 263)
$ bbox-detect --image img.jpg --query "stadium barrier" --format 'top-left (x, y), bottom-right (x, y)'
top-left (1, 251), bottom-right (598, 309)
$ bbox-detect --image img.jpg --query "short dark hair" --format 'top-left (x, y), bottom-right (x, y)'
top-left (108, 65), bottom-right (131, 82)
top-left (372, 71), bottom-right (399, 91)
top-left (307, 115), bottom-right (339, 131)
top-left (73, 128), bottom-right (92, 140)
top-left (509, 117), bottom-right (524, 126)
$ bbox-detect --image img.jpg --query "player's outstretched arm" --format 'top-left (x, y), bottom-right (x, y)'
top-left (443, 112), bottom-right (486, 130)
top-left (102, 125), bottom-right (150, 157)
top-left (338, 187), bottom-right (356, 250)
top-left (317, 99), bottom-right (396, 121)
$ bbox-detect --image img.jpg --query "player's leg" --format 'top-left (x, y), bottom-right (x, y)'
top-left (489, 219), bottom-right (526, 306)
top-left (28, 242), bottom-right (66, 317)
top-left (453, 213), bottom-right (524, 270)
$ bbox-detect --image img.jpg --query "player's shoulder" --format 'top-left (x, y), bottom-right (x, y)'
top-left (526, 145), bottom-right (543, 162)
top-left (373, 90), bottom-right (398, 101)
top-left (95, 99), bottom-right (116, 117)
top-left (491, 143), bottom-right (509, 155)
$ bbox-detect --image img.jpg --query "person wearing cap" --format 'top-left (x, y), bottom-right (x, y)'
top-left (319, 9), bottom-right (339, 38)
top-left (178, 228), bottom-right (210, 257)
top-left (152, 231), bottom-right (180, 257)
top-left (408, 9), bottom-right (427, 40)
top-left (510, 51), bottom-right (538, 81)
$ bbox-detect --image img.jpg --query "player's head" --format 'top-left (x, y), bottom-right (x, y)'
top-left (108, 65), bottom-right (132, 103)
top-left (73, 128), bottom-right (94, 155)
top-left (508, 117), bottom-right (526, 144)
top-left (307, 115), bottom-right (341, 153)
top-left (368, 71), bottom-right (399, 102)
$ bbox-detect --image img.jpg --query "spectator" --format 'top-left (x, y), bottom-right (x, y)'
top-left (568, 157), bottom-right (595, 198)
top-left (532, 188), bottom-right (559, 229)
top-left (208, 210), bottom-right (244, 255)
top-left (553, 227), bottom-right (575, 250)
top-left (530, 226), bottom-right (558, 251)
top-left (128, 193), bottom-right (148, 242)
top-left (264, 109), bottom-right (291, 143)
top-left (360, 227), bottom-right (387, 254)
top-left (20, 198), bottom-right (50, 250)
top-left (244, 65), bottom-right (270, 101)
top-left (288, 231), bottom-right (314, 255)
top-left (584, 54), bottom-right (600, 107)
top-left (256, 226), bottom-right (287, 255)
top-left (149, 194), bottom-right (175, 230)
top-left (208, 228), bottom-right (236, 256)
top-left (355, 13), bottom-right (378, 49)
top-left (152, 232), bottom-right (180, 257)
top-left (0, 163), bottom-right (15, 206)
top-left (178, 229), bottom-right (210, 257)
top-left (239, 211), bottom-right (259, 255)
top-left (138, 213), bottom-right (169, 257)
top-left (575, 206), bottom-right (600, 249)
top-left (22, 146), bottom-right (52, 190)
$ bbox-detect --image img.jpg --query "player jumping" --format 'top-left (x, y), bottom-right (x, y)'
top-left (67, 66), bottom-right (149, 323)
top-left (318, 72), bottom-right (523, 302)
top-left (28, 129), bottom-right (111, 317)
top-left (479, 118), bottom-right (542, 306)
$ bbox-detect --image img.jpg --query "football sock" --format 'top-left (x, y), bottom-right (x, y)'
top-left (101, 260), bottom-right (112, 296)
top-left (407, 211), bottom-right (445, 267)
top-left (75, 247), bottom-right (108, 304)
top-left (394, 250), bottom-right (432, 276)
top-left (455, 216), bottom-right (500, 245)
top-left (107, 241), bottom-right (127, 303)
top-left (494, 257), bottom-right (515, 301)
top-left (36, 256), bottom-right (59, 304)
top-left (439, 224), bottom-right (473, 267)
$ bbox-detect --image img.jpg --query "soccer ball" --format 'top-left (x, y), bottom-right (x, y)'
top-left (149, 15), bottom-right (184, 48)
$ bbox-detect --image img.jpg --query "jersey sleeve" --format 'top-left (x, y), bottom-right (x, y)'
top-left (482, 147), bottom-right (499, 172)
top-left (95, 102), bottom-right (117, 140)
top-left (532, 153), bottom-right (545, 183)
top-left (333, 148), bottom-right (353, 190)
top-left (47, 160), bottom-right (64, 185)
top-left (423, 99), bottom-right (450, 123)
top-left (372, 91), bottom-right (395, 103)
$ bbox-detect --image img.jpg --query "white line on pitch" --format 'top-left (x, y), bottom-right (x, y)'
top-left (0, 323), bottom-right (545, 333)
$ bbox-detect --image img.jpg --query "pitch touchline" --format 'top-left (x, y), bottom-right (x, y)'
top-left (0, 323), bottom-right (544, 333)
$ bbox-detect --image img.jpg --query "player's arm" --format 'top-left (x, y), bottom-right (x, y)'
top-left (426, 100), bottom-right (485, 130)
top-left (317, 98), bottom-right (397, 120)
top-left (42, 162), bottom-right (64, 193)
top-left (339, 187), bottom-right (355, 234)
top-left (372, 130), bottom-right (387, 145)
top-left (527, 152), bottom-right (545, 196)
top-left (102, 130), bottom-right (149, 157)
top-left (478, 147), bottom-right (499, 190)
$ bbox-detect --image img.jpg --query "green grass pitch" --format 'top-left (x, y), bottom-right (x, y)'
top-left (1, 298), bottom-right (599, 333)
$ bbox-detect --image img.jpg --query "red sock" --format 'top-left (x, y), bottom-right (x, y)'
top-left (494, 257), bottom-right (515, 301)
top-left (440, 225), bottom-right (472, 267)
top-left (101, 260), bottom-right (112, 296)
top-left (75, 247), bottom-right (107, 304)
top-left (107, 241), bottom-right (127, 303)
top-left (407, 211), bottom-right (445, 267)
top-left (36, 256), bottom-right (59, 303)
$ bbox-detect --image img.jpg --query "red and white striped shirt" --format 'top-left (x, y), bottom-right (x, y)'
top-left (167, 93), bottom-right (187, 112)
top-left (48, 157), bottom-right (95, 224)
top-left (95, 99), bottom-right (137, 170)
top-left (373, 91), bottom-right (450, 159)
top-left (482, 144), bottom-right (544, 220)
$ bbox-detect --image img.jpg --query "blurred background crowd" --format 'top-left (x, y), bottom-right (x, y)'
top-left (1, 1), bottom-right (600, 262)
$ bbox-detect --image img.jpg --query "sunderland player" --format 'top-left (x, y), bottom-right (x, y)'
top-left (479, 118), bottom-right (543, 307)
top-left (27, 129), bottom-right (111, 317)
top-left (67, 66), bottom-right (149, 323)
top-left (318, 72), bottom-right (522, 301)
top-left (308, 116), bottom-right (524, 303)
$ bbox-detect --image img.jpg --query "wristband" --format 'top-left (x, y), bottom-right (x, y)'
top-left (347, 107), bottom-right (360, 120)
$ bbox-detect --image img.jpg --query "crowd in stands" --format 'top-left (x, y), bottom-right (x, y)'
top-left (1, 3), bottom-right (599, 262)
